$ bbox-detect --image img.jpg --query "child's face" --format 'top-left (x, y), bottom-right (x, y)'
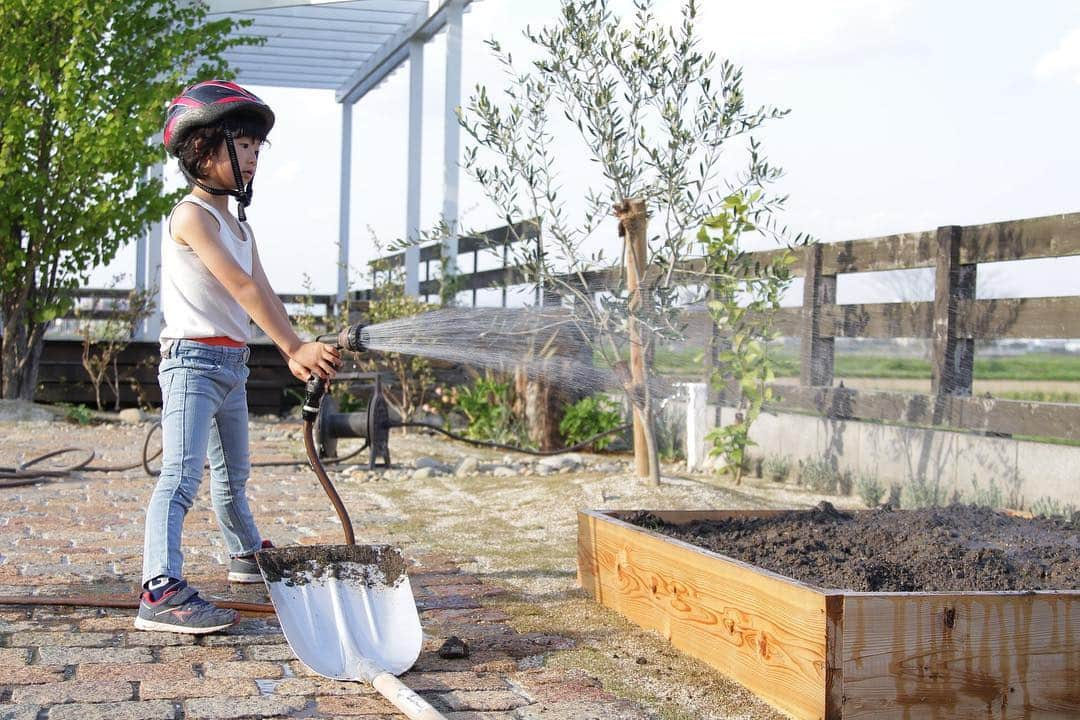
top-left (203, 135), bottom-right (262, 190)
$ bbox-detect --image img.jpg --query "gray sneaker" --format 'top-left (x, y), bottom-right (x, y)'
top-left (228, 540), bottom-right (273, 583)
top-left (133, 580), bottom-right (237, 634)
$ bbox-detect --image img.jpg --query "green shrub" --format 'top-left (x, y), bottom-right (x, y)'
top-left (56, 402), bottom-right (95, 426)
top-left (763, 455), bottom-right (791, 482)
top-left (455, 375), bottom-right (523, 445)
top-left (855, 472), bottom-right (885, 508)
top-left (800, 458), bottom-right (840, 494)
top-left (559, 394), bottom-right (624, 451)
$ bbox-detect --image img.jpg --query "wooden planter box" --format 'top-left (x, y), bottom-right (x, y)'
top-left (577, 509), bottom-right (1080, 720)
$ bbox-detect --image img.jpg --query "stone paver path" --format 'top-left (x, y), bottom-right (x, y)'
top-left (0, 419), bottom-right (652, 719)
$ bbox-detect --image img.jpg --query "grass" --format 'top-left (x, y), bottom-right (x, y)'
top-left (652, 349), bottom-right (1080, 382)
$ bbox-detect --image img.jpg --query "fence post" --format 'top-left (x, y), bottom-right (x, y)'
top-left (931, 225), bottom-right (975, 396)
top-left (800, 243), bottom-right (836, 386)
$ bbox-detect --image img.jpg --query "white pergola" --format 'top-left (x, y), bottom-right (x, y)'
top-left (137, 0), bottom-right (471, 338)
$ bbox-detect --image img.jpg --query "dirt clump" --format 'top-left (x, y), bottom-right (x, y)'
top-left (626, 503), bottom-right (1080, 592)
top-left (256, 544), bottom-right (408, 588)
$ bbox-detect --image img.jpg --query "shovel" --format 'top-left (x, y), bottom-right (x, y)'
top-left (256, 376), bottom-right (446, 720)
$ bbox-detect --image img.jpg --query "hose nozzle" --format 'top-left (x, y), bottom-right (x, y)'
top-left (301, 375), bottom-right (326, 422)
top-left (338, 322), bottom-right (370, 352)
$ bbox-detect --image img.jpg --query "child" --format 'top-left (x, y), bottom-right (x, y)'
top-left (135, 80), bottom-right (341, 634)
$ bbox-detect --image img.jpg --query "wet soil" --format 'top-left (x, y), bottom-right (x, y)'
top-left (625, 503), bottom-right (1080, 592)
top-left (256, 544), bottom-right (408, 588)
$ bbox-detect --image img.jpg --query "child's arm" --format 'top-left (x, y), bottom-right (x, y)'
top-left (249, 235), bottom-right (332, 382)
top-left (172, 204), bottom-right (340, 379)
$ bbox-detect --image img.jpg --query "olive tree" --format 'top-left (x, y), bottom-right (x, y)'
top-left (459, 0), bottom-right (800, 484)
top-left (0, 0), bottom-right (252, 400)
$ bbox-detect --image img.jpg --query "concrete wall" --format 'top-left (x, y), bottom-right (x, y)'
top-left (679, 382), bottom-right (1079, 510)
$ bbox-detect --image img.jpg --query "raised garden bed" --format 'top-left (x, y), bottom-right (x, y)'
top-left (577, 506), bottom-right (1080, 719)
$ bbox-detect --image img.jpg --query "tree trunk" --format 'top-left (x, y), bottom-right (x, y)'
top-left (615, 197), bottom-right (659, 485)
top-left (1, 311), bottom-right (43, 402)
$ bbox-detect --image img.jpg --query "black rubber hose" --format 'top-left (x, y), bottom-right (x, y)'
top-left (303, 419), bottom-right (355, 545)
top-left (391, 421), bottom-right (632, 457)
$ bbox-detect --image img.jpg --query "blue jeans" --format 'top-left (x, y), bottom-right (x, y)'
top-left (142, 339), bottom-right (263, 584)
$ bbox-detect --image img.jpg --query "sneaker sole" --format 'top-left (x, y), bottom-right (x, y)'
top-left (134, 615), bottom-right (235, 635)
top-left (227, 571), bottom-right (264, 583)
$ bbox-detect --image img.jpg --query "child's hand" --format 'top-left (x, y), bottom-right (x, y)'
top-left (291, 341), bottom-right (341, 381)
top-left (287, 357), bottom-right (310, 383)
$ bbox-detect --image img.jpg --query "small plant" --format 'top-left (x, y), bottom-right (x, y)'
top-left (1030, 496), bottom-right (1077, 519)
top-left (967, 475), bottom-right (1003, 509)
top-left (855, 472), bottom-right (885, 508)
top-left (74, 276), bottom-right (155, 411)
top-left (800, 458), bottom-right (840, 494)
top-left (763, 455), bottom-right (791, 483)
top-left (559, 394), bottom-right (624, 451)
top-left (707, 418), bottom-right (754, 484)
top-left (57, 402), bottom-right (95, 426)
top-left (901, 477), bottom-right (943, 509)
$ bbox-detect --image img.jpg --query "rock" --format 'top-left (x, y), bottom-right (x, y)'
top-left (455, 456), bottom-right (479, 477)
top-left (539, 454), bottom-right (582, 472)
top-left (0, 400), bottom-right (57, 422)
top-left (414, 456), bottom-right (443, 470)
top-left (492, 466), bottom-right (517, 477)
top-left (412, 467), bottom-right (436, 481)
top-left (118, 408), bottom-right (146, 424)
top-left (593, 462), bottom-right (621, 474)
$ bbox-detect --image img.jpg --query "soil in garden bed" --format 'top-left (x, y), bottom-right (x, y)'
top-left (625, 503), bottom-right (1080, 592)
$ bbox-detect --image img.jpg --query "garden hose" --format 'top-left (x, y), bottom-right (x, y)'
top-left (0, 420), bottom-right (367, 488)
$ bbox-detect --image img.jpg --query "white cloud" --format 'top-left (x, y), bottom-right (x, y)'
top-left (1034, 27), bottom-right (1080, 82)
top-left (699, 0), bottom-right (911, 64)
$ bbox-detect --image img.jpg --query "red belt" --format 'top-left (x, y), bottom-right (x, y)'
top-left (191, 336), bottom-right (246, 348)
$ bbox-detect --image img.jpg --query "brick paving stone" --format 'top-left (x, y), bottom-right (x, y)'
top-left (36, 645), bottom-right (151, 665)
top-left (410, 573), bottom-right (481, 587)
top-left (157, 645), bottom-right (239, 663)
top-left (79, 616), bottom-right (141, 631)
top-left (7, 631), bottom-right (117, 647)
top-left (202, 660), bottom-right (284, 679)
top-left (0, 704), bottom-right (40, 720)
top-left (420, 607), bottom-right (511, 624)
top-left (47, 699), bottom-right (176, 720)
top-left (0, 666), bottom-right (65, 684)
top-left (425, 584), bottom-right (505, 599)
top-left (125, 630), bottom-right (199, 646)
top-left (443, 713), bottom-right (518, 720)
top-left (139, 678), bottom-right (258, 700)
top-left (77, 661), bottom-right (197, 682)
top-left (312, 678), bottom-right (379, 696)
top-left (403, 672), bottom-right (508, 693)
top-left (439, 690), bottom-right (530, 712)
top-left (255, 677), bottom-right (317, 695)
top-left (0, 648), bottom-right (29, 666)
top-left (10, 679), bottom-right (134, 704)
top-left (243, 644), bottom-right (296, 661)
top-left (315, 695), bottom-right (396, 715)
top-left (183, 694), bottom-right (309, 719)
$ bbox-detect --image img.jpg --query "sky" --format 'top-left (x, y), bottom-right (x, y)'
top-left (91, 0), bottom-right (1080, 308)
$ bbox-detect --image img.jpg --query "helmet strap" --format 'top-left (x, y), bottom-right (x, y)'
top-left (222, 129), bottom-right (253, 222)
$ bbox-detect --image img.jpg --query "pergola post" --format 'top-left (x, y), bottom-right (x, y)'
top-left (337, 101), bottom-right (353, 309)
top-left (141, 160), bottom-right (164, 341)
top-left (404, 38), bottom-right (424, 297)
top-left (440, 0), bottom-right (464, 298)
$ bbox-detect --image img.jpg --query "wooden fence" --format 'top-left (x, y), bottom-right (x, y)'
top-left (377, 211), bottom-right (1080, 443)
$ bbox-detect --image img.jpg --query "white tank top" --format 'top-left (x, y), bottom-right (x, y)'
top-left (160, 195), bottom-right (254, 343)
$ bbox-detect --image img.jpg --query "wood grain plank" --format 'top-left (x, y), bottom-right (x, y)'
top-left (578, 510), bottom-right (829, 720)
top-left (842, 592), bottom-right (1080, 719)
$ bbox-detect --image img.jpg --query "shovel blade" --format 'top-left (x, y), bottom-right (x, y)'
top-left (256, 545), bottom-right (422, 679)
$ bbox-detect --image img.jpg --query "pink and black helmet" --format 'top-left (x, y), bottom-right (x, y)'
top-left (163, 80), bottom-right (274, 157)
top-left (163, 80), bottom-right (274, 220)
